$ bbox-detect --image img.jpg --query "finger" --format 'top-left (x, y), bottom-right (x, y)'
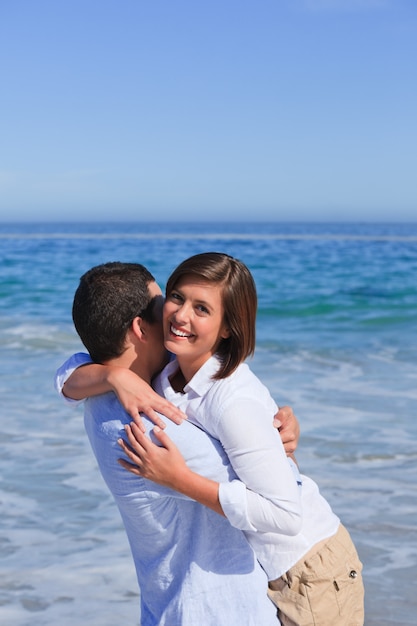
top-left (123, 424), bottom-right (149, 454)
top-left (117, 435), bottom-right (135, 453)
top-left (154, 399), bottom-right (187, 424)
top-left (163, 405), bottom-right (188, 424)
top-left (130, 410), bottom-right (147, 432)
top-left (152, 425), bottom-right (176, 451)
top-left (127, 421), bottom-right (142, 437)
top-left (279, 424), bottom-right (293, 443)
top-left (145, 408), bottom-right (167, 430)
top-left (129, 421), bottom-right (151, 441)
top-left (117, 458), bottom-right (143, 476)
top-left (117, 436), bottom-right (143, 463)
top-left (275, 405), bottom-right (290, 420)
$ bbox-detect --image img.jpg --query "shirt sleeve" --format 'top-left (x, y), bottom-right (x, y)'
top-left (54, 352), bottom-right (92, 404)
top-left (217, 395), bottom-right (302, 535)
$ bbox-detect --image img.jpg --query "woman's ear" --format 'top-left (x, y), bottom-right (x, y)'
top-left (220, 326), bottom-right (230, 340)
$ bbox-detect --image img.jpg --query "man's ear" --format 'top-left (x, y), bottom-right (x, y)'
top-left (131, 316), bottom-right (145, 340)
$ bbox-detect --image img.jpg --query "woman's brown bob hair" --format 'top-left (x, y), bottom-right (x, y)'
top-left (165, 252), bottom-right (257, 380)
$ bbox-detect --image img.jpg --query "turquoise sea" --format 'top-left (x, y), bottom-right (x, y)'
top-left (1, 221), bottom-right (416, 625)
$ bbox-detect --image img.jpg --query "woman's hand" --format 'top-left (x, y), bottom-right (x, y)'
top-left (118, 422), bottom-right (224, 515)
top-left (63, 363), bottom-right (187, 431)
top-left (107, 367), bottom-right (187, 431)
top-left (118, 422), bottom-right (189, 488)
top-left (273, 405), bottom-right (300, 456)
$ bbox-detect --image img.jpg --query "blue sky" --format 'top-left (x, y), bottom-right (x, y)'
top-left (1, 0), bottom-right (416, 222)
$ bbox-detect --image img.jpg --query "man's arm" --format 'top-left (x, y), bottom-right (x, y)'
top-left (273, 405), bottom-right (300, 456)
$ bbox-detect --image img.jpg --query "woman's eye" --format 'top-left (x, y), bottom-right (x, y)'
top-left (170, 292), bottom-right (182, 302)
top-left (196, 305), bottom-right (209, 314)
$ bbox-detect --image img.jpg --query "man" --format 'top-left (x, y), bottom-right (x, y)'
top-left (56, 262), bottom-right (299, 625)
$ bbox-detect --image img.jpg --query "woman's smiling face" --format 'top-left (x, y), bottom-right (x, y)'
top-left (163, 276), bottom-right (230, 381)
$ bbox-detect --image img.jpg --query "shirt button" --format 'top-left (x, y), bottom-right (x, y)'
top-left (349, 570), bottom-right (358, 579)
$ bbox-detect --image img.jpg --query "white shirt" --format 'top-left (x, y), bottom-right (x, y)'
top-left (55, 354), bottom-right (277, 625)
top-left (157, 356), bottom-right (339, 579)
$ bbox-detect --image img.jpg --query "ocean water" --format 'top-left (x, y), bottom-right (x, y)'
top-left (0, 221), bottom-right (416, 625)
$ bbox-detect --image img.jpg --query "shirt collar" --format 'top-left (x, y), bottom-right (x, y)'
top-left (160, 355), bottom-right (221, 399)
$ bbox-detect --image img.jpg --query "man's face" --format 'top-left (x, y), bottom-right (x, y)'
top-left (146, 281), bottom-right (170, 374)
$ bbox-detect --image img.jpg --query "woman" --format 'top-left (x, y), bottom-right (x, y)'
top-left (119, 252), bottom-right (365, 626)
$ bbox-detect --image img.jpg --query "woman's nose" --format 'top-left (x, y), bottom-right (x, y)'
top-left (173, 302), bottom-right (190, 324)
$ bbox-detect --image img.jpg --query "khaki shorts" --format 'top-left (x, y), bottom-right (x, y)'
top-left (268, 524), bottom-right (364, 626)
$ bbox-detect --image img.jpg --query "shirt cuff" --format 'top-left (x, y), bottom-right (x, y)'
top-left (54, 352), bottom-right (92, 404)
top-left (218, 480), bottom-right (258, 532)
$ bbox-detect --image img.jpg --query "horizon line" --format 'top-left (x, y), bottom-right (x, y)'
top-left (1, 232), bottom-right (417, 242)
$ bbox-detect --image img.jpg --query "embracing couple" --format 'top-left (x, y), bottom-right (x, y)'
top-left (55, 253), bottom-right (364, 626)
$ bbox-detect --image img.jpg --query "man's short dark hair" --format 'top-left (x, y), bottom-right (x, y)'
top-left (72, 262), bottom-right (156, 363)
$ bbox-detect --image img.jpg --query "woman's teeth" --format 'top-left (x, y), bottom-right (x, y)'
top-left (171, 325), bottom-right (191, 338)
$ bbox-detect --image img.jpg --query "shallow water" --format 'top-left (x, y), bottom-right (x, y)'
top-left (1, 221), bottom-right (416, 625)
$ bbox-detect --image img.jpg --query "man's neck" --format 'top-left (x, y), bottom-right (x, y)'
top-left (107, 352), bottom-right (152, 385)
